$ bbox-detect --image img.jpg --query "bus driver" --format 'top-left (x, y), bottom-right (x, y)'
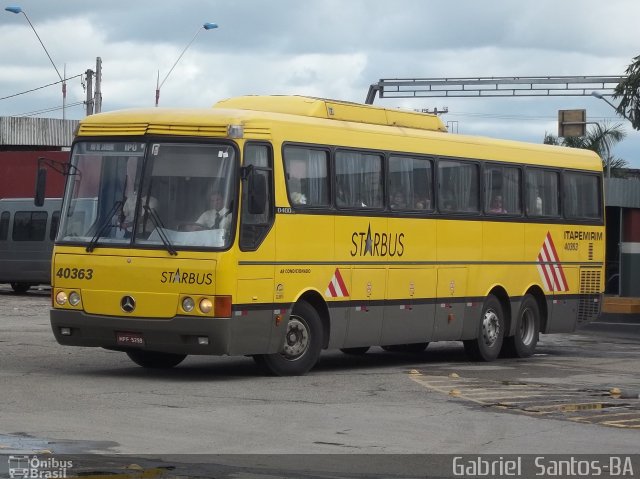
top-left (195, 192), bottom-right (231, 231)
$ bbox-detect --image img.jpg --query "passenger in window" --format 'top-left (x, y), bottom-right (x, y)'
top-left (390, 191), bottom-right (407, 209)
top-left (288, 175), bottom-right (307, 205)
top-left (441, 197), bottom-right (455, 211)
top-left (336, 185), bottom-right (347, 207)
top-left (535, 195), bottom-right (543, 215)
top-left (195, 191), bottom-right (232, 230)
top-left (414, 196), bottom-right (430, 210)
top-left (489, 195), bottom-right (507, 214)
top-left (290, 191), bottom-right (307, 205)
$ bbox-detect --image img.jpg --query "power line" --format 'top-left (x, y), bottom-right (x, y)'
top-left (12, 100), bottom-right (85, 117)
top-left (443, 111), bottom-right (622, 122)
top-left (0, 73), bottom-right (83, 101)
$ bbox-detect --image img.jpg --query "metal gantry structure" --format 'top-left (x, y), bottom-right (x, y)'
top-left (365, 75), bottom-right (625, 104)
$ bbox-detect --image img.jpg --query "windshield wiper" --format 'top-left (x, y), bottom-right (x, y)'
top-left (86, 200), bottom-right (123, 252)
top-left (143, 205), bottom-right (177, 256)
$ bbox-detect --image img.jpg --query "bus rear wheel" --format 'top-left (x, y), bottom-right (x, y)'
top-left (254, 300), bottom-right (322, 376)
top-left (10, 283), bottom-right (30, 294)
top-left (464, 295), bottom-right (504, 361)
top-left (126, 350), bottom-right (187, 369)
top-left (502, 294), bottom-right (540, 358)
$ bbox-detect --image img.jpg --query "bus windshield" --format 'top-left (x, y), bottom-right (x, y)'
top-left (58, 141), bottom-right (237, 250)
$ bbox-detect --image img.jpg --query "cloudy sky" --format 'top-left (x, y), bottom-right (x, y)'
top-left (1, 0), bottom-right (639, 167)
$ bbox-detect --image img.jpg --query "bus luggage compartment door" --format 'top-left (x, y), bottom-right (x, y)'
top-left (433, 267), bottom-right (467, 341)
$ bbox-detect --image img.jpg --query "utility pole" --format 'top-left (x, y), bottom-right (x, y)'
top-left (85, 68), bottom-right (94, 116)
top-left (94, 57), bottom-right (102, 114)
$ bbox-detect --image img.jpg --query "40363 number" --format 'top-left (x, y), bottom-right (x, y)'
top-left (56, 268), bottom-right (94, 280)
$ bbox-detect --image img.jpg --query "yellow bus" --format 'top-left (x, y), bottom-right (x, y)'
top-left (39, 95), bottom-right (604, 376)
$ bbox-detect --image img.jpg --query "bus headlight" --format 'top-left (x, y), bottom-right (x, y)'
top-left (199, 298), bottom-right (213, 314)
top-left (182, 297), bottom-right (195, 313)
top-left (68, 291), bottom-right (81, 306)
top-left (55, 291), bottom-right (68, 305)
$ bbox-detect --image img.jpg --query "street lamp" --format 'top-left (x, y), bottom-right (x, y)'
top-left (591, 91), bottom-right (632, 122)
top-left (5, 5), bottom-right (67, 119)
top-left (155, 22), bottom-right (218, 107)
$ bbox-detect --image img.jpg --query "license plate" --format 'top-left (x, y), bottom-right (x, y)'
top-left (116, 331), bottom-right (145, 347)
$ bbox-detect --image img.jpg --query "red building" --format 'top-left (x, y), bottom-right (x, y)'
top-left (0, 150), bottom-right (68, 199)
top-left (0, 116), bottom-right (77, 199)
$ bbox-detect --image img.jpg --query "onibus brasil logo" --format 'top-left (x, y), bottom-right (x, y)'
top-left (8, 455), bottom-right (73, 479)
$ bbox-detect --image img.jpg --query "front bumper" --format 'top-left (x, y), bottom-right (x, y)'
top-left (50, 308), bottom-right (283, 356)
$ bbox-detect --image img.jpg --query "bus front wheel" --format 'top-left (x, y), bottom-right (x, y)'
top-left (254, 301), bottom-right (323, 376)
top-left (10, 283), bottom-right (30, 294)
top-left (502, 294), bottom-right (540, 358)
top-left (464, 295), bottom-right (504, 361)
top-left (126, 350), bottom-right (187, 369)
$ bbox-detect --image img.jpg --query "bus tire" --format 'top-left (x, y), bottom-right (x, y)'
top-left (381, 343), bottom-right (429, 353)
top-left (502, 294), bottom-right (540, 358)
top-left (340, 347), bottom-right (370, 355)
top-left (255, 301), bottom-right (322, 376)
top-left (464, 295), bottom-right (504, 361)
top-left (10, 282), bottom-right (30, 294)
top-left (126, 350), bottom-right (187, 369)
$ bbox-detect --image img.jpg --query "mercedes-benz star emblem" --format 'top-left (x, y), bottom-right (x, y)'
top-left (120, 295), bottom-right (136, 313)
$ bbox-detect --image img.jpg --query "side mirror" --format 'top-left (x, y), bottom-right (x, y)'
top-left (34, 166), bottom-right (48, 207)
top-left (248, 172), bottom-right (267, 215)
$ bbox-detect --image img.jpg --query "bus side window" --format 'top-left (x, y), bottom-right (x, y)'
top-left (485, 165), bottom-right (521, 215)
top-left (0, 211), bottom-right (9, 240)
top-left (335, 151), bottom-right (383, 209)
top-left (564, 172), bottom-right (600, 219)
top-left (438, 160), bottom-right (479, 213)
top-left (240, 143), bottom-right (274, 251)
top-left (283, 146), bottom-right (329, 207)
top-left (12, 211), bottom-right (48, 241)
top-left (388, 155), bottom-right (433, 211)
top-left (526, 169), bottom-right (560, 217)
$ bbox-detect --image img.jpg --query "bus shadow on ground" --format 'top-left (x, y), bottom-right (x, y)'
top-left (72, 345), bottom-right (480, 382)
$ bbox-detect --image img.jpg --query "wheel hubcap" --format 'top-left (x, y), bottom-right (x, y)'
top-left (482, 309), bottom-right (501, 347)
top-left (282, 316), bottom-right (309, 360)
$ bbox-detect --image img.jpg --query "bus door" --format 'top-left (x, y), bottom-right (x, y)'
top-left (234, 143), bottom-right (277, 355)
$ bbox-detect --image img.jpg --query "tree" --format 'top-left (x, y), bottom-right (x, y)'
top-left (544, 122), bottom-right (629, 176)
top-left (613, 54), bottom-right (640, 130)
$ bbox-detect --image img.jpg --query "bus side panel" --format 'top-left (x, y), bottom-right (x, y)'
top-left (437, 219), bottom-right (481, 341)
top-left (234, 222), bottom-right (278, 355)
top-left (546, 297), bottom-right (578, 333)
top-left (381, 267), bottom-right (436, 345)
top-left (345, 267), bottom-right (386, 347)
top-left (338, 216), bottom-right (387, 348)
top-left (381, 217), bottom-right (437, 345)
top-left (326, 304), bottom-right (350, 349)
top-left (232, 278), bottom-right (275, 355)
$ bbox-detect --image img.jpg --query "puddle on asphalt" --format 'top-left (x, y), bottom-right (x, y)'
top-left (0, 432), bottom-right (117, 454)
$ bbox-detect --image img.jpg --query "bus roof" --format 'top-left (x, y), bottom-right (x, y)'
top-left (214, 95), bottom-right (448, 132)
top-left (76, 95), bottom-right (602, 172)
